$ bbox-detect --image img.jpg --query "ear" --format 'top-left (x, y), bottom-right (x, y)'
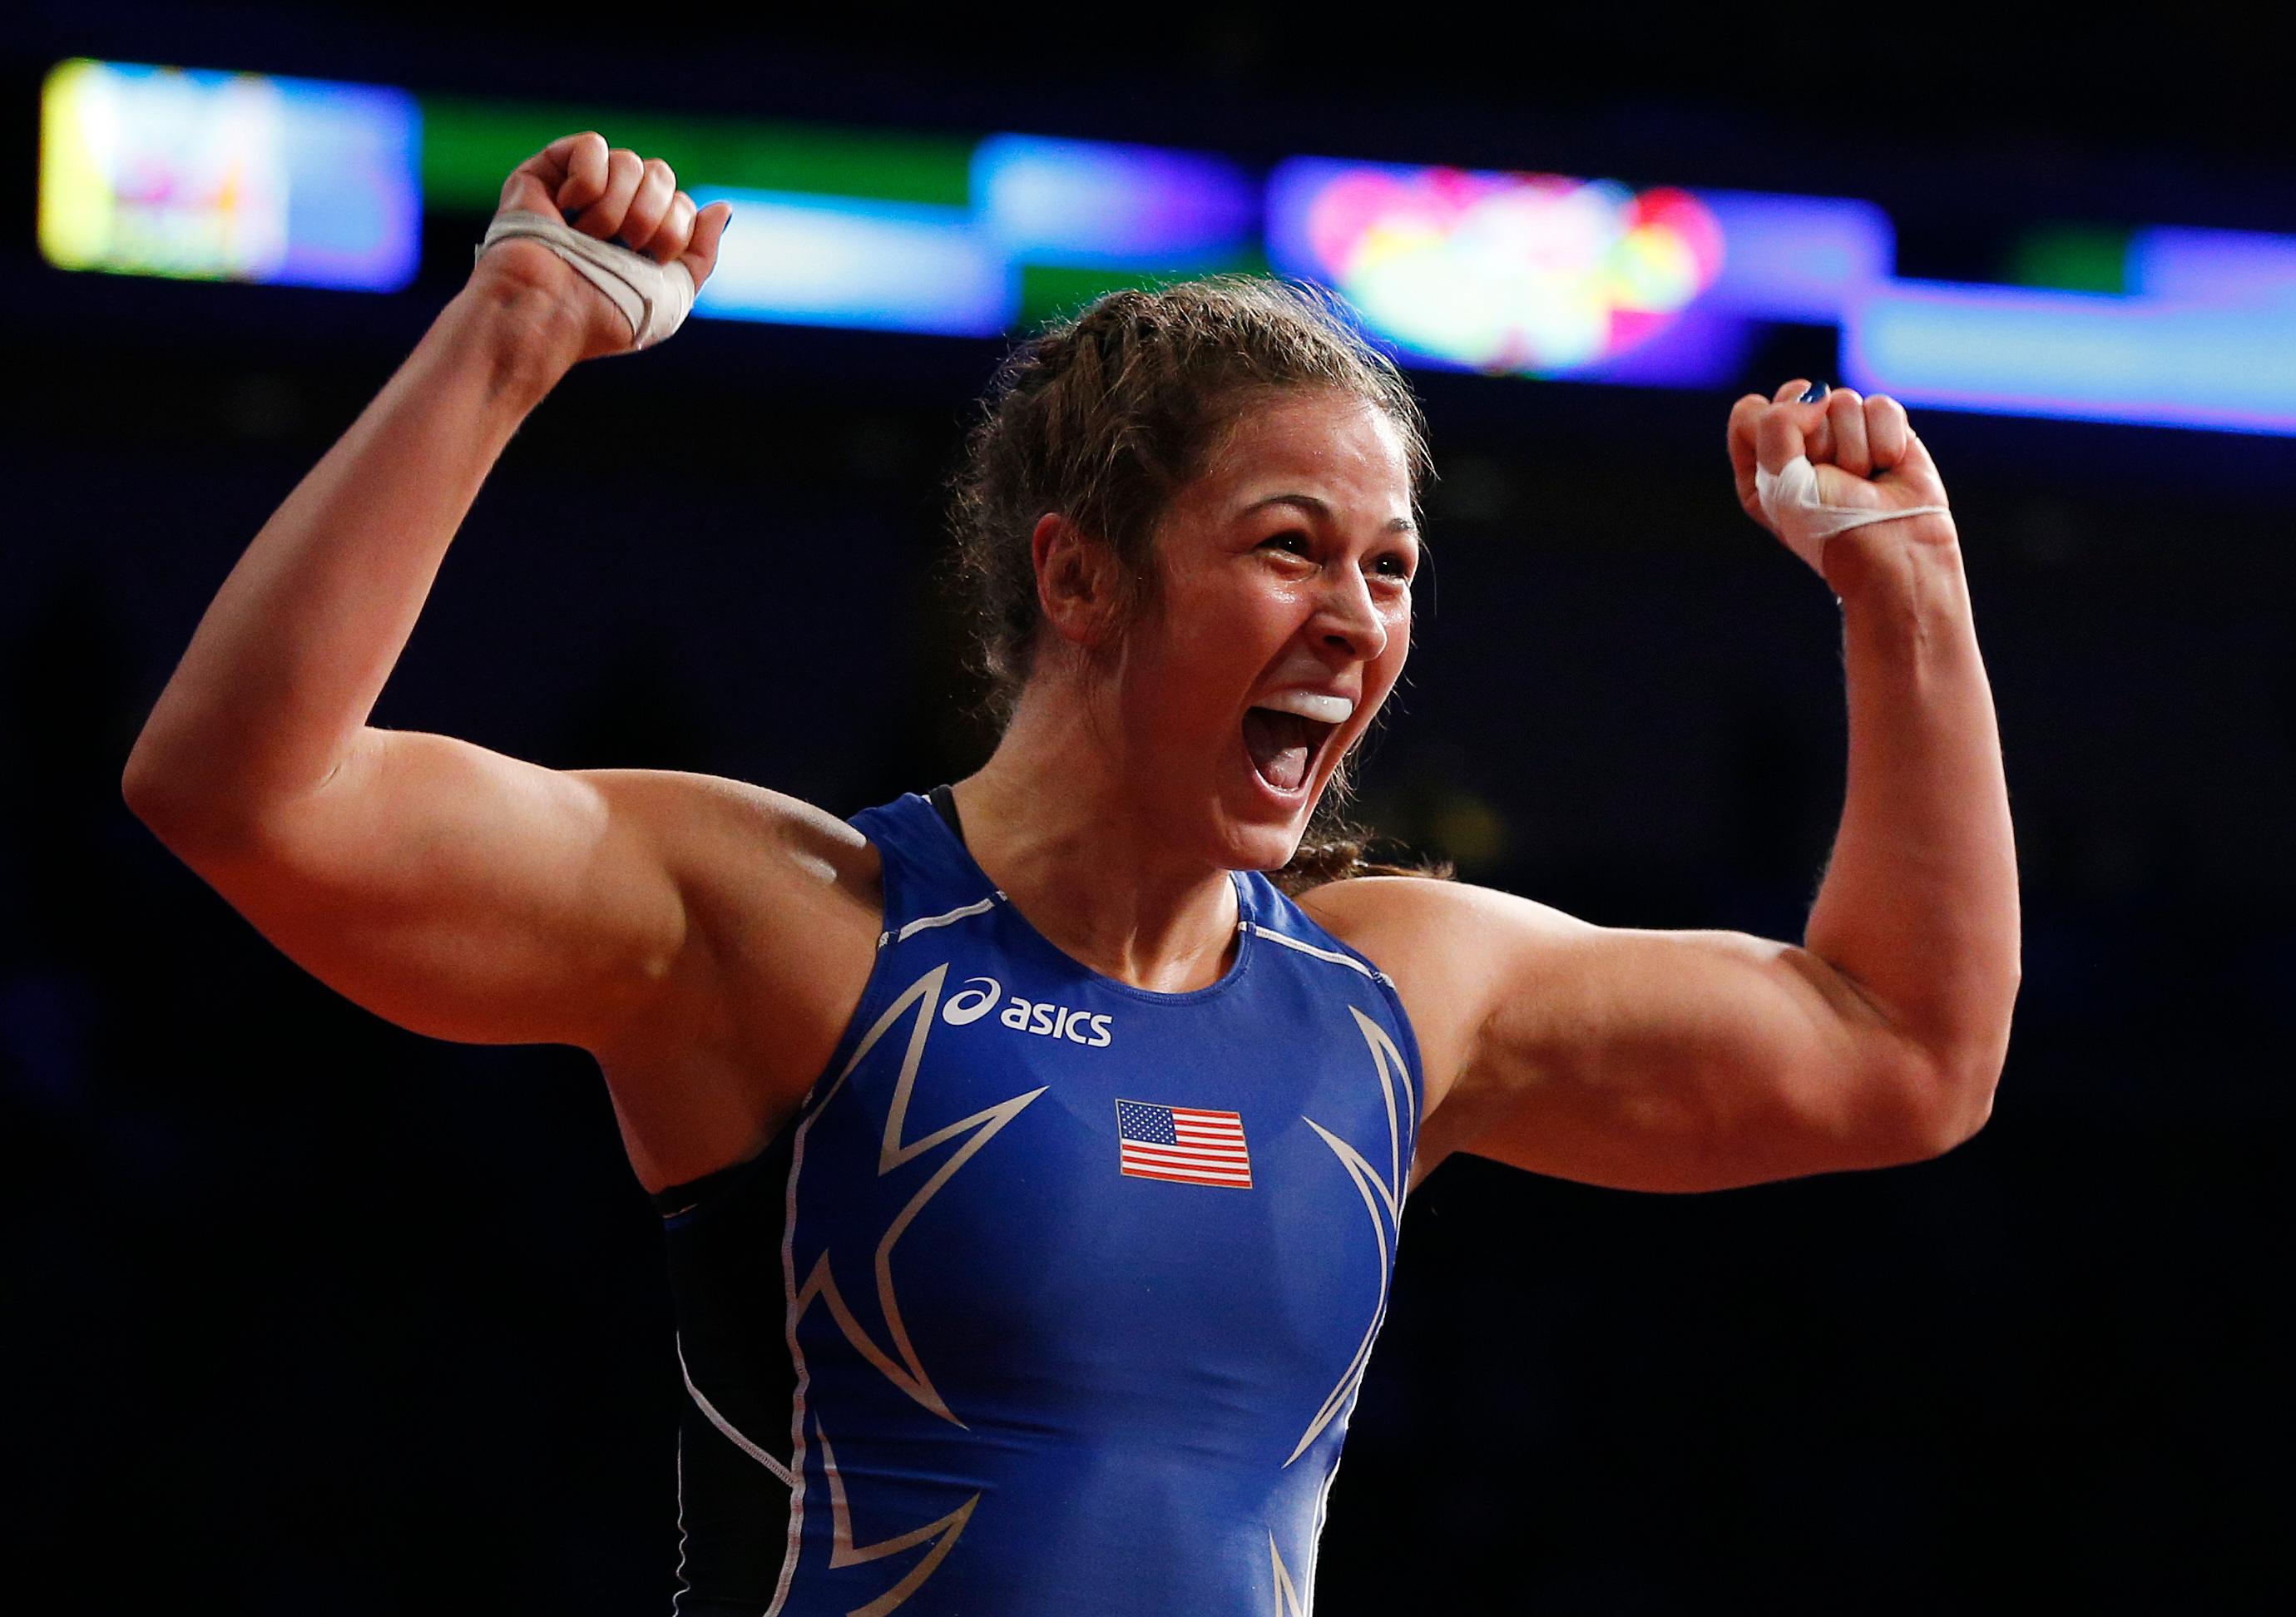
top-left (1031, 512), bottom-right (1124, 649)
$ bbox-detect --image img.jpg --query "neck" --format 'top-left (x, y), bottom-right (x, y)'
top-left (951, 673), bottom-right (1239, 994)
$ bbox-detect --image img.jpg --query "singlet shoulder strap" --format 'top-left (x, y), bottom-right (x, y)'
top-left (928, 782), bottom-right (966, 846)
top-left (1235, 869), bottom-right (1389, 984)
top-left (848, 789), bottom-right (1001, 944)
top-left (1240, 868), bottom-right (1428, 1145)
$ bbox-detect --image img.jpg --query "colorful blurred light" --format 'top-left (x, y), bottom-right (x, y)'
top-left (36, 60), bottom-right (2296, 438)
top-left (2127, 227), bottom-right (2296, 306)
top-left (687, 136), bottom-right (1259, 337)
top-left (39, 58), bottom-right (418, 290)
top-left (690, 188), bottom-right (1015, 336)
top-left (1843, 280), bottom-right (2296, 435)
top-left (1694, 190), bottom-right (1893, 320)
top-left (972, 136), bottom-right (1257, 267)
top-left (1268, 158), bottom-right (1727, 377)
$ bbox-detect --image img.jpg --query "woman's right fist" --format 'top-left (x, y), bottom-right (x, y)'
top-left (471, 131), bottom-right (733, 363)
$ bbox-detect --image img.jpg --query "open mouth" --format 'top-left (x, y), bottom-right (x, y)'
top-left (1242, 707), bottom-right (1340, 794)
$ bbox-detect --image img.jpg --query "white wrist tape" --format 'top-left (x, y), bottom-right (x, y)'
top-left (1755, 454), bottom-right (1952, 575)
top-left (473, 209), bottom-right (695, 353)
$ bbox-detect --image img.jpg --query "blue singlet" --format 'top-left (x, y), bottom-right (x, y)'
top-left (655, 789), bottom-right (1423, 1615)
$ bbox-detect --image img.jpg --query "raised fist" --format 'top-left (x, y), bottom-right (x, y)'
top-left (470, 131), bottom-right (734, 363)
top-left (1727, 381), bottom-right (1955, 579)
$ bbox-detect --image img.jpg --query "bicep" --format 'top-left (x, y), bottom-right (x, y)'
top-left (1314, 879), bottom-right (1942, 1194)
top-left (1437, 909), bottom-right (1944, 1192)
top-left (166, 727), bottom-right (695, 1050)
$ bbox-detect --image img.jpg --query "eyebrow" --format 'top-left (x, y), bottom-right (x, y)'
top-left (1242, 492), bottom-right (1418, 536)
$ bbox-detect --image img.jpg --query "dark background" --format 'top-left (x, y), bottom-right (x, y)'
top-left (7, 4), bottom-right (2290, 1611)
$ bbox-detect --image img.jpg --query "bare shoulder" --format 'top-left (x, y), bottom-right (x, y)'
top-left (572, 769), bottom-right (884, 994)
top-left (578, 768), bottom-right (880, 912)
top-left (1296, 872), bottom-right (1591, 953)
top-left (577, 769), bottom-right (884, 1190)
top-left (1293, 875), bottom-right (1598, 1116)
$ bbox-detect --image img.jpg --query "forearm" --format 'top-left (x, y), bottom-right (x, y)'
top-left (123, 280), bottom-right (582, 828)
top-left (1804, 523), bottom-right (2021, 1105)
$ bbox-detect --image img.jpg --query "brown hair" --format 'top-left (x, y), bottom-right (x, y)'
top-left (947, 275), bottom-right (1452, 895)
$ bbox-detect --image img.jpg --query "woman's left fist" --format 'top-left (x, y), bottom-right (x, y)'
top-left (1727, 381), bottom-right (1955, 578)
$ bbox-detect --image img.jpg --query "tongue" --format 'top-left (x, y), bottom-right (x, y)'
top-left (1243, 708), bottom-right (1314, 792)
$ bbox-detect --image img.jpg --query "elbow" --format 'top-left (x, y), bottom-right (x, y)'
top-left (122, 747), bottom-right (205, 843)
top-left (122, 729), bottom-right (335, 850)
top-left (1878, 982), bottom-right (2016, 1164)
top-left (1903, 1046), bottom-right (2005, 1161)
top-left (121, 746), bottom-right (250, 857)
top-left (1927, 1079), bottom-right (1997, 1159)
top-left (121, 720), bottom-right (202, 823)
top-left (121, 747), bottom-right (178, 828)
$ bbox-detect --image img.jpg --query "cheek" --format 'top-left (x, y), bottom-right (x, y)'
top-left (1378, 598), bottom-right (1413, 665)
top-left (1164, 577), bottom-right (1303, 668)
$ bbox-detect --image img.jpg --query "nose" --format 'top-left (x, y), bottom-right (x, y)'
top-left (1313, 562), bottom-right (1388, 663)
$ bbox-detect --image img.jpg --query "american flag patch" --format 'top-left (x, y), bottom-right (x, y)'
top-left (1116, 1100), bottom-right (1252, 1189)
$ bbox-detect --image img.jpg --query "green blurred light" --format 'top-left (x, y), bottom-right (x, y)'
top-left (418, 96), bottom-right (974, 210)
top-left (1017, 255), bottom-right (1269, 327)
top-left (2007, 225), bottom-right (2130, 294)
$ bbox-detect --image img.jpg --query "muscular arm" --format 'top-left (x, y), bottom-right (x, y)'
top-left (1745, 384), bottom-right (2021, 1143)
top-left (1800, 528), bottom-right (2019, 1136)
top-left (1310, 879), bottom-right (1954, 1194)
top-left (117, 136), bottom-right (806, 1066)
top-left (121, 274), bottom-right (572, 821)
top-left (1309, 387), bottom-right (2020, 1195)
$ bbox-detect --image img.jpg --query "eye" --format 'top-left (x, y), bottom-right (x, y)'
top-left (1259, 530), bottom-right (1312, 556)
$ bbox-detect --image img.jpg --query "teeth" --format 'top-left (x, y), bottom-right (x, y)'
top-left (1260, 690), bottom-right (1354, 724)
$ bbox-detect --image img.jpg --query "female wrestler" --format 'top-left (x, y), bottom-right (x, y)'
top-left (121, 133), bottom-right (2020, 1614)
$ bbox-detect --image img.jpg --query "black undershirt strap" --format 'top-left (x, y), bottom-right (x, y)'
top-left (928, 782), bottom-right (967, 848)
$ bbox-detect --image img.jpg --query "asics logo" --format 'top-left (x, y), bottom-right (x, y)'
top-left (940, 977), bottom-right (1003, 1025)
top-left (939, 976), bottom-right (1114, 1047)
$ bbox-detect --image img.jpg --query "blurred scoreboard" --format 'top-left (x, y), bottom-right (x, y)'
top-left (37, 57), bottom-right (2296, 435)
top-left (39, 59), bottom-right (418, 290)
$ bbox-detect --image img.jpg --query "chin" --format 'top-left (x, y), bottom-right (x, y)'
top-left (1213, 778), bottom-right (1326, 872)
top-left (1225, 824), bottom-right (1305, 873)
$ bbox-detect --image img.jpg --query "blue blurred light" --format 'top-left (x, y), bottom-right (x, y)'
top-left (1566, 309), bottom-right (1755, 387)
top-left (1263, 156), bottom-right (1342, 291)
top-left (1844, 280), bottom-right (2296, 435)
top-left (1693, 190), bottom-right (1893, 321)
top-left (277, 78), bottom-right (422, 289)
top-left (973, 135), bottom-right (1256, 267)
top-left (690, 187), bottom-right (1016, 336)
top-left (43, 57), bottom-right (2296, 437)
top-left (2129, 227), bottom-right (2296, 307)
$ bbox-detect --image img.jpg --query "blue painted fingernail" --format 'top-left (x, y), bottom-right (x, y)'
top-left (1798, 381), bottom-right (1830, 403)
